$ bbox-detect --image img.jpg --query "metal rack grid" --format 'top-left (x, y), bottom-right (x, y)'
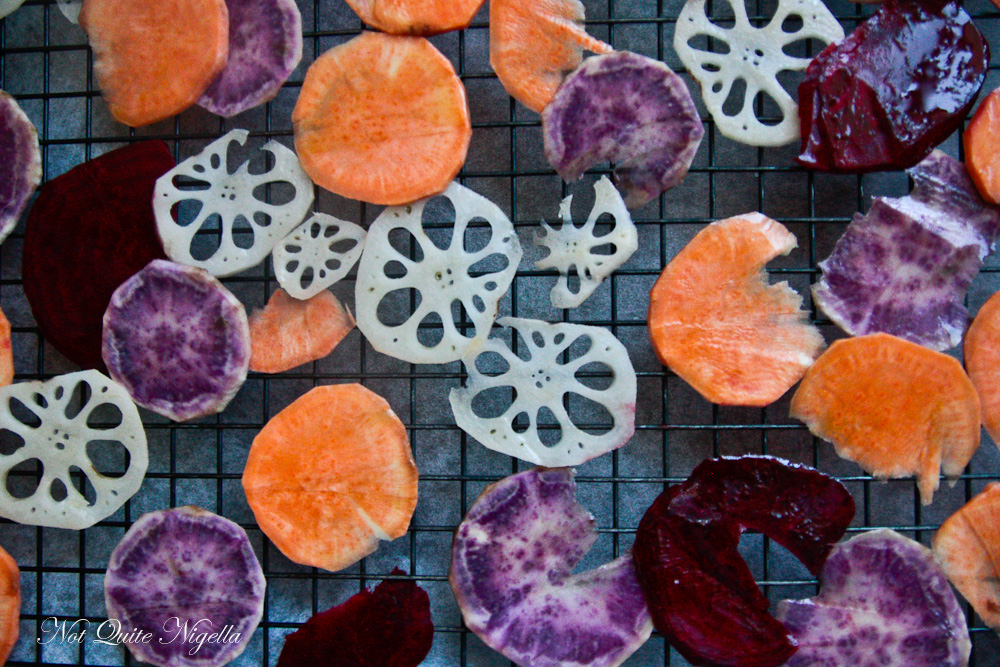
top-left (2, 0), bottom-right (1000, 664)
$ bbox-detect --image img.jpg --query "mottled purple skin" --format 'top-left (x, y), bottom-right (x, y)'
top-left (542, 51), bottom-right (704, 208)
top-left (776, 530), bottom-right (970, 667)
top-left (105, 506), bottom-right (266, 667)
top-left (102, 259), bottom-right (251, 422)
top-left (797, 0), bottom-right (988, 173)
top-left (450, 467), bottom-right (652, 667)
top-left (0, 90), bottom-right (41, 243)
top-left (198, 0), bottom-right (302, 118)
top-left (814, 151), bottom-right (1000, 351)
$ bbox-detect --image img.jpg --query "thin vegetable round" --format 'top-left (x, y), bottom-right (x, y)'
top-left (102, 259), bottom-right (251, 422)
top-left (0, 370), bottom-right (148, 530)
top-left (104, 506), bottom-right (265, 667)
top-left (273, 213), bottom-right (367, 300)
top-left (0, 90), bottom-right (41, 246)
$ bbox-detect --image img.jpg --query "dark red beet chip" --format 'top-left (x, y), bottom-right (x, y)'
top-left (277, 568), bottom-right (432, 667)
top-left (633, 456), bottom-right (855, 667)
top-left (22, 141), bottom-right (171, 369)
top-left (796, 0), bottom-right (987, 173)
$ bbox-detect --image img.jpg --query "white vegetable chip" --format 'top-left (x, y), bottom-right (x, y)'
top-left (0, 370), bottom-right (148, 530)
top-left (674, 0), bottom-right (844, 146)
top-left (450, 317), bottom-right (637, 466)
top-left (154, 129), bottom-right (314, 277)
top-left (56, 0), bottom-right (82, 23)
top-left (535, 176), bottom-right (637, 308)
top-left (273, 213), bottom-right (366, 300)
top-left (355, 182), bottom-right (522, 364)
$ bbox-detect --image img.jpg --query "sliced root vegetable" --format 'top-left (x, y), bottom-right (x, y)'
top-left (965, 291), bottom-right (1000, 443)
top-left (796, 0), bottom-right (987, 172)
top-left (449, 317), bottom-right (637, 466)
top-left (293, 32), bottom-right (471, 206)
top-left (102, 260), bottom-right (251, 422)
top-left (346, 0), bottom-right (484, 35)
top-left (674, 0), bottom-right (843, 146)
top-left (242, 384), bottom-right (417, 572)
top-left (0, 546), bottom-right (18, 665)
top-left (0, 306), bottom-right (12, 388)
top-left (154, 129), bottom-right (314, 277)
top-left (249, 288), bottom-right (354, 374)
top-left (355, 181), bottom-right (521, 364)
top-left (490, 0), bottom-right (612, 113)
top-left (535, 176), bottom-right (637, 308)
top-left (198, 0), bottom-right (302, 117)
top-left (779, 529), bottom-right (970, 667)
top-left (965, 89), bottom-right (1000, 206)
top-left (634, 457), bottom-right (854, 667)
top-left (451, 467), bottom-right (652, 667)
top-left (542, 51), bottom-right (704, 208)
top-left (277, 568), bottom-right (432, 667)
top-left (0, 0), bottom-right (23, 19)
top-left (23, 141), bottom-right (172, 371)
top-left (0, 90), bottom-right (41, 245)
top-left (79, 0), bottom-right (229, 127)
top-left (648, 212), bottom-right (823, 407)
top-left (933, 482), bottom-right (1000, 632)
top-left (273, 213), bottom-right (366, 300)
top-left (105, 506), bottom-right (265, 667)
top-left (56, 0), bottom-right (82, 23)
top-left (790, 333), bottom-right (981, 505)
top-left (0, 370), bottom-right (147, 530)
top-left (813, 151), bottom-right (1000, 351)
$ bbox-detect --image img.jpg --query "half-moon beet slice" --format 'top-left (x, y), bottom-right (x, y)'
top-left (23, 141), bottom-right (172, 370)
top-left (633, 456), bottom-right (855, 667)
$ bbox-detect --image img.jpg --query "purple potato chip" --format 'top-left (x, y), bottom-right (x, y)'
top-left (0, 90), bottom-right (41, 244)
top-left (102, 259), bottom-right (251, 422)
top-left (813, 151), bottom-right (1000, 351)
top-left (776, 529), bottom-right (970, 667)
top-left (105, 506), bottom-right (265, 667)
top-left (198, 0), bottom-right (302, 117)
top-left (542, 51), bottom-right (704, 208)
top-left (450, 467), bottom-right (652, 667)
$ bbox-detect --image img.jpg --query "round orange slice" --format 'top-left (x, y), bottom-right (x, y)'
top-left (0, 306), bottom-right (13, 388)
top-left (964, 290), bottom-right (1000, 443)
top-left (345, 0), bottom-right (485, 35)
top-left (0, 545), bottom-right (19, 664)
top-left (791, 333), bottom-right (981, 505)
top-left (292, 31), bottom-right (471, 206)
top-left (242, 384), bottom-right (417, 571)
top-left (647, 212), bottom-right (824, 406)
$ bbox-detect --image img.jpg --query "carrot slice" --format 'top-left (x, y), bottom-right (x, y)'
top-left (79, 0), bottom-right (229, 127)
top-left (249, 288), bottom-right (355, 374)
top-left (490, 0), bottom-right (613, 113)
top-left (242, 384), bottom-right (417, 571)
top-left (933, 482), bottom-right (1000, 631)
top-left (0, 306), bottom-right (12, 388)
top-left (345, 0), bottom-right (485, 35)
top-left (0, 545), bottom-right (19, 664)
top-left (292, 32), bottom-right (471, 206)
top-left (964, 88), bottom-right (1000, 205)
top-left (790, 333), bottom-right (981, 505)
top-left (965, 290), bottom-right (1000, 443)
top-left (647, 212), bottom-right (824, 406)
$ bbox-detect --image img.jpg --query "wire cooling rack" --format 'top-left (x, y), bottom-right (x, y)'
top-left (3, 0), bottom-right (1000, 664)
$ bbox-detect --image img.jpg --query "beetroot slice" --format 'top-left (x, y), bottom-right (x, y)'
top-left (277, 568), bottom-right (432, 667)
top-left (0, 90), bottom-right (40, 244)
top-left (796, 0), bottom-right (988, 173)
top-left (633, 456), bottom-right (855, 667)
top-left (198, 0), bottom-right (302, 117)
top-left (23, 141), bottom-right (171, 370)
top-left (102, 259), bottom-right (250, 422)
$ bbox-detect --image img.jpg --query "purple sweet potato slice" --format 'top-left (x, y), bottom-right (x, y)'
top-left (22, 141), bottom-right (171, 370)
top-left (450, 467), bottom-right (652, 667)
top-left (813, 151), bottom-right (1000, 351)
top-left (198, 0), bottom-right (302, 117)
top-left (0, 90), bottom-right (41, 244)
top-left (633, 456), bottom-right (855, 667)
top-left (105, 506), bottom-right (265, 667)
top-left (796, 0), bottom-right (988, 173)
top-left (542, 51), bottom-right (704, 208)
top-left (102, 259), bottom-right (251, 422)
top-left (277, 568), bottom-right (432, 667)
top-left (776, 529), bottom-right (971, 667)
